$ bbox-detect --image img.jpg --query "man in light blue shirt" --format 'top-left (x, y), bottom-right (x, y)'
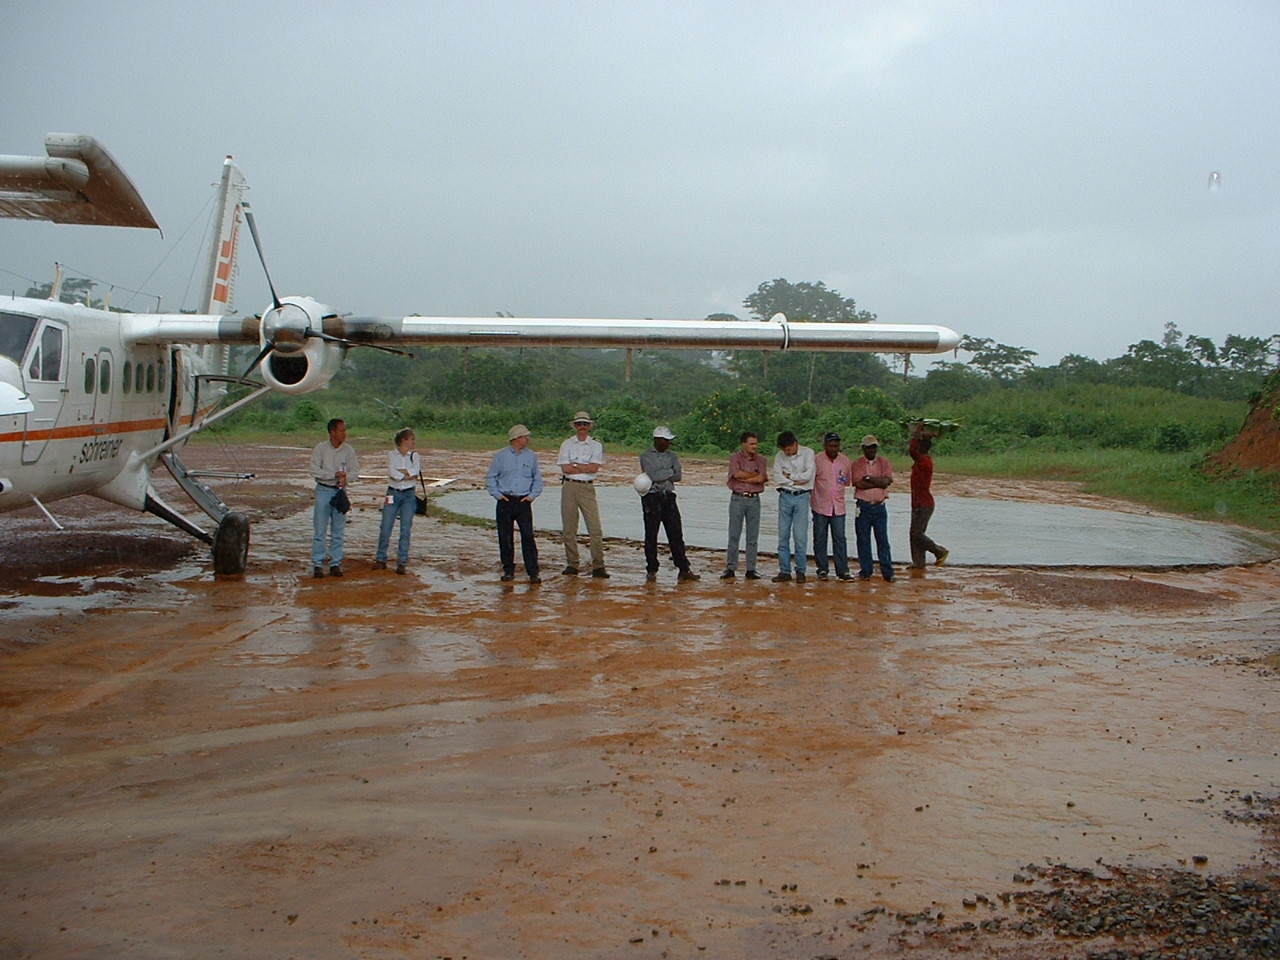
top-left (486, 424), bottom-right (544, 582)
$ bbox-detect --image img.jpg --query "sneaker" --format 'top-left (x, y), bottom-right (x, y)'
top-left (935, 548), bottom-right (950, 567)
top-left (795, 572), bottom-right (806, 583)
top-left (645, 571), bottom-right (657, 582)
top-left (329, 565), bottom-right (344, 577)
top-left (678, 569), bottom-right (701, 582)
top-left (312, 566), bottom-right (324, 579)
top-left (500, 572), bottom-right (515, 582)
top-left (772, 572), bottom-right (792, 582)
top-left (838, 572), bottom-right (854, 581)
top-left (562, 566), bottom-right (579, 576)
top-left (396, 564), bottom-right (406, 575)
top-left (817, 571), bottom-right (829, 581)
top-left (529, 574), bottom-right (542, 584)
top-left (745, 570), bottom-right (761, 580)
top-left (591, 568), bottom-right (611, 578)
top-left (883, 576), bottom-right (895, 582)
top-left (720, 569), bottom-right (735, 580)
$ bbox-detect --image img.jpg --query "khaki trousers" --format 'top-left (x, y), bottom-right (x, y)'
top-left (561, 480), bottom-right (605, 570)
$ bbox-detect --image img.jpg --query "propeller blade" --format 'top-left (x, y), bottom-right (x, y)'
top-left (239, 340), bottom-right (275, 381)
top-left (311, 329), bottom-right (415, 359)
top-left (242, 202), bottom-right (282, 310)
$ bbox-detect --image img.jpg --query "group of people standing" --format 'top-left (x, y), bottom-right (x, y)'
top-left (307, 413), bottom-right (949, 583)
top-left (720, 424), bottom-right (948, 584)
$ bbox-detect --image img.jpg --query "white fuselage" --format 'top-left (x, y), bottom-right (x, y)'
top-left (0, 295), bottom-right (221, 511)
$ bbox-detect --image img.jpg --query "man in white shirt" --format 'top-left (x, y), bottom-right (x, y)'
top-left (557, 411), bottom-right (608, 578)
top-left (772, 430), bottom-right (816, 582)
top-left (308, 418), bottom-right (359, 578)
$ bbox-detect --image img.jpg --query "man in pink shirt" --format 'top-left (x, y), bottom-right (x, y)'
top-left (810, 432), bottom-right (853, 580)
top-left (851, 434), bottom-right (895, 581)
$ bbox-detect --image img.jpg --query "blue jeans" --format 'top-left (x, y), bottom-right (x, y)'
top-left (776, 490), bottom-right (810, 574)
top-left (725, 493), bottom-right (761, 572)
top-left (376, 487), bottom-right (416, 565)
top-left (855, 500), bottom-right (893, 579)
top-left (312, 484), bottom-right (348, 567)
top-left (811, 511), bottom-right (848, 577)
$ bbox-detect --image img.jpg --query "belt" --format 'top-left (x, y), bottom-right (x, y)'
top-left (732, 492), bottom-right (759, 498)
top-left (562, 478), bottom-right (594, 483)
top-left (779, 488), bottom-right (811, 495)
top-left (317, 481), bottom-right (338, 488)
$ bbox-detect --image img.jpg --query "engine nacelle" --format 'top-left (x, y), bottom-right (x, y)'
top-left (256, 295), bottom-right (346, 395)
top-left (260, 334), bottom-right (345, 395)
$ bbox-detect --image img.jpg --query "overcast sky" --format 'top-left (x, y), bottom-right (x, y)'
top-left (2, 0), bottom-right (1276, 366)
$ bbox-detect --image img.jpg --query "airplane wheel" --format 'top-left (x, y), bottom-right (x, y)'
top-left (213, 513), bottom-right (251, 575)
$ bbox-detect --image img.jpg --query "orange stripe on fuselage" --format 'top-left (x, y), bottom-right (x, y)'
top-left (0, 416), bottom-right (169, 445)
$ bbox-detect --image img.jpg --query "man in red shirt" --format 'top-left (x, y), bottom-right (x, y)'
top-left (908, 423), bottom-right (949, 569)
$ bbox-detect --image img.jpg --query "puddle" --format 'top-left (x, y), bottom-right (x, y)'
top-left (439, 485), bottom-right (1280, 567)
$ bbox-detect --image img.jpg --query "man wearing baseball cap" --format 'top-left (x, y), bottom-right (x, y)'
top-left (637, 426), bottom-right (700, 582)
top-left (851, 433), bottom-right (895, 582)
top-left (558, 411), bottom-right (609, 578)
top-left (485, 424), bottom-right (544, 583)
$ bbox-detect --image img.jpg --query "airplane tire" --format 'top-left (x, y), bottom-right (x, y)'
top-left (213, 513), bottom-right (251, 575)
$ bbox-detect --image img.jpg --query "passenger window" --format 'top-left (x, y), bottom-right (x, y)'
top-left (99, 359), bottom-right (111, 395)
top-left (135, 363), bottom-right (145, 394)
top-left (146, 364), bottom-right (155, 392)
top-left (123, 361), bottom-right (133, 394)
top-left (158, 362), bottom-right (167, 393)
top-left (85, 358), bottom-right (96, 394)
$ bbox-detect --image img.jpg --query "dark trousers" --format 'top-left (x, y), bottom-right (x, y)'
top-left (909, 506), bottom-right (945, 567)
top-left (496, 497), bottom-right (539, 576)
top-left (642, 491), bottom-right (690, 573)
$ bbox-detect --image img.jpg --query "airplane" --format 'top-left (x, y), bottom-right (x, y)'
top-left (0, 133), bottom-right (961, 577)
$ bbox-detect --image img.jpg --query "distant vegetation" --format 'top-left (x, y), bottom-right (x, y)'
top-left (208, 278), bottom-right (1280, 527)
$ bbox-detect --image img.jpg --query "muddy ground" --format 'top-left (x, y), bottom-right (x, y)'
top-left (1, 440), bottom-right (1277, 959)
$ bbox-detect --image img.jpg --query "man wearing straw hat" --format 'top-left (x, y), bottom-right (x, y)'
top-left (558, 411), bottom-right (609, 578)
top-left (486, 424), bottom-right (544, 583)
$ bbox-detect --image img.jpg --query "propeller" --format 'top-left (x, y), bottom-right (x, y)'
top-left (236, 203), bottom-right (413, 383)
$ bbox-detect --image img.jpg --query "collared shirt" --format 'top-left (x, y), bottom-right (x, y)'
top-left (774, 445), bottom-right (816, 493)
top-left (558, 435), bottom-right (604, 481)
top-left (386, 449), bottom-right (421, 491)
top-left (726, 450), bottom-right (768, 494)
top-left (310, 440), bottom-right (359, 486)
top-left (486, 445), bottom-right (544, 500)
top-left (851, 453), bottom-right (894, 504)
top-left (811, 451), bottom-right (852, 517)
top-left (909, 437), bottom-right (934, 510)
top-left (638, 446), bottom-right (682, 494)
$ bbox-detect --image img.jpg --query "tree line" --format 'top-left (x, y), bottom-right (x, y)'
top-left (208, 278), bottom-right (1275, 457)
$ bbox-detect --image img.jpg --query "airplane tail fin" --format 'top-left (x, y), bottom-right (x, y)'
top-left (200, 157), bottom-right (248, 316)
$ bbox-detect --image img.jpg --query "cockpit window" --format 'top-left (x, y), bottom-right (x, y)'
top-left (0, 312), bottom-right (38, 365)
top-left (25, 323), bottom-right (66, 382)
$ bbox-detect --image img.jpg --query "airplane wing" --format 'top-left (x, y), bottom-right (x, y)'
top-left (0, 133), bottom-right (159, 229)
top-left (122, 311), bottom-right (961, 353)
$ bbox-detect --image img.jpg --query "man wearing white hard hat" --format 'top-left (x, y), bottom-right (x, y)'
top-left (485, 424), bottom-right (544, 583)
top-left (637, 426), bottom-right (700, 582)
top-left (557, 411), bottom-right (608, 578)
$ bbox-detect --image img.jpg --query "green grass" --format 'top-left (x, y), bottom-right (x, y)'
top-left (945, 447), bottom-right (1280, 531)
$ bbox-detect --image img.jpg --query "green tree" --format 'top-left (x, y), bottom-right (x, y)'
top-left (729, 278), bottom-right (891, 404)
top-left (958, 335), bottom-right (1039, 385)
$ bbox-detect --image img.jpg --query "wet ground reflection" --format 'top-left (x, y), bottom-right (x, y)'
top-left (438, 485), bottom-right (1280, 567)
